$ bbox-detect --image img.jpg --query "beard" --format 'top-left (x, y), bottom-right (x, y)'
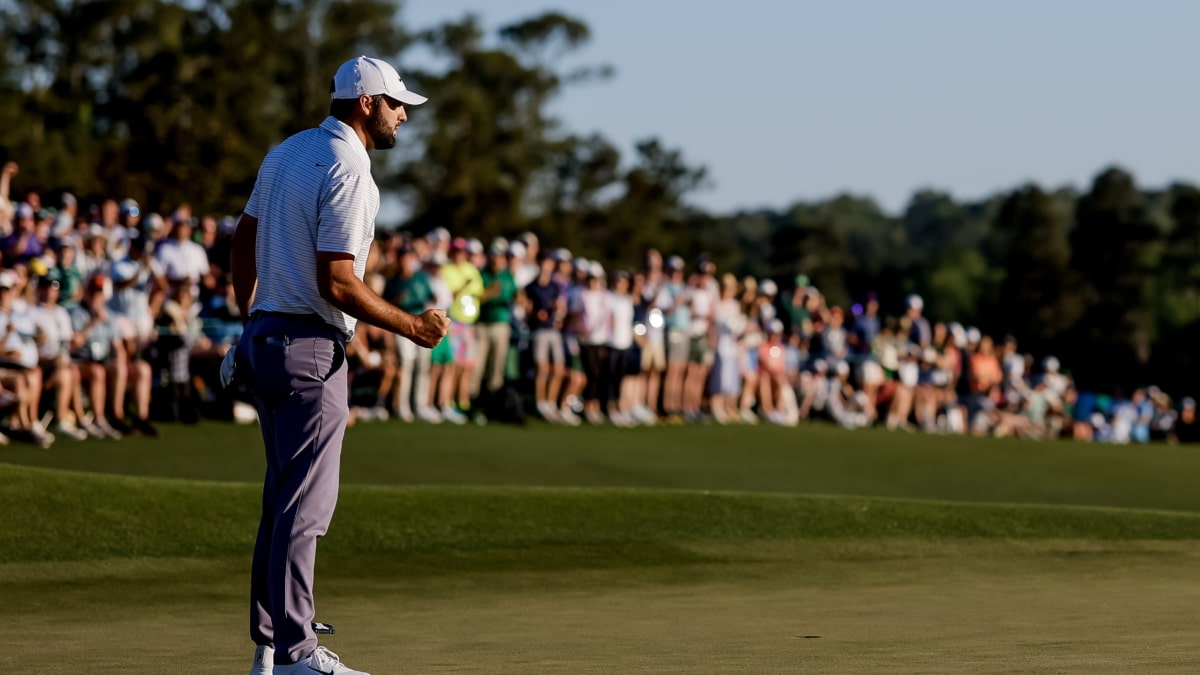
top-left (367, 104), bottom-right (397, 150)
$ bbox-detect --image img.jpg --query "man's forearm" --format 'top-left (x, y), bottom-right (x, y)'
top-left (324, 275), bottom-right (418, 338)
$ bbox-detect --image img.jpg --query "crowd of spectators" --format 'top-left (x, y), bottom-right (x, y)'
top-left (3, 158), bottom-right (1199, 447)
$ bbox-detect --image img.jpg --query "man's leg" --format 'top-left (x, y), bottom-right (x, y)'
top-left (268, 338), bottom-right (348, 664)
top-left (243, 320), bottom-right (349, 665)
top-left (249, 410), bottom-right (279, 650)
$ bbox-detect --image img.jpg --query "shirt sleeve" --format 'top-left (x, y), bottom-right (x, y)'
top-left (317, 173), bottom-right (372, 256)
top-left (243, 176), bottom-right (262, 219)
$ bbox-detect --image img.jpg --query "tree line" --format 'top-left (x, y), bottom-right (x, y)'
top-left (1, 1), bottom-right (1197, 394)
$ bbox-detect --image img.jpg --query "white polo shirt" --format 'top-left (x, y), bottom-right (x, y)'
top-left (155, 238), bottom-right (210, 284)
top-left (243, 117), bottom-right (379, 339)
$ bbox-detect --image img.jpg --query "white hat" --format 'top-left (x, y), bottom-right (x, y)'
top-left (331, 56), bottom-right (427, 106)
top-left (760, 279), bottom-right (778, 297)
top-left (906, 293), bottom-right (924, 311)
top-left (507, 241), bottom-right (527, 258)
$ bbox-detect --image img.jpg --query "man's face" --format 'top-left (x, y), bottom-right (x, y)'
top-left (39, 281), bottom-right (59, 304)
top-left (367, 96), bottom-right (407, 150)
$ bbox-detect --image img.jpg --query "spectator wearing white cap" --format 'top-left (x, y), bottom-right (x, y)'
top-left (52, 192), bottom-right (77, 239)
top-left (578, 261), bottom-right (611, 424)
top-left (155, 213), bottom-right (210, 296)
top-left (467, 237), bottom-right (486, 270)
top-left (511, 230), bottom-right (540, 285)
top-left (107, 237), bottom-right (167, 352)
top-left (906, 294), bottom-right (932, 349)
top-left (509, 239), bottom-right (536, 289)
top-left (108, 198), bottom-right (140, 261)
top-left (426, 227), bottom-right (451, 259)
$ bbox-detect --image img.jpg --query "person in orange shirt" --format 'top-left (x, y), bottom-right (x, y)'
top-left (968, 334), bottom-right (1003, 434)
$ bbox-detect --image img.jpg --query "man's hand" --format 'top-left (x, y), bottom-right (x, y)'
top-left (219, 345), bottom-right (238, 388)
top-left (408, 309), bottom-right (451, 349)
top-left (318, 252), bottom-right (452, 346)
top-left (1, 162), bottom-right (17, 178)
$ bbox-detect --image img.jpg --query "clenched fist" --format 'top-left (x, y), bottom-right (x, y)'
top-left (407, 308), bottom-right (451, 349)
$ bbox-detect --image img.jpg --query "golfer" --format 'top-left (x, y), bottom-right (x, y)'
top-left (229, 56), bottom-right (450, 675)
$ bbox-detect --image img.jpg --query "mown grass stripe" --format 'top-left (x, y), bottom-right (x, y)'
top-left (5, 463), bottom-right (1200, 564)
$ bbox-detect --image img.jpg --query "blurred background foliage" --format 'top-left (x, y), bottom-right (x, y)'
top-left (1, 1), bottom-right (1198, 393)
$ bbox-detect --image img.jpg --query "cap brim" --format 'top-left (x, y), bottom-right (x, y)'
top-left (389, 90), bottom-right (427, 106)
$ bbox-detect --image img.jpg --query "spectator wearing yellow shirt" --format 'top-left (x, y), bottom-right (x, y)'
top-left (439, 237), bottom-right (484, 423)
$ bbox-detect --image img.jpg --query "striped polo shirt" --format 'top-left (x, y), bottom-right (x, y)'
top-left (243, 116), bottom-right (379, 339)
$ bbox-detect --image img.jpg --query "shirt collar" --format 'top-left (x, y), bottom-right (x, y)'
top-left (319, 117), bottom-right (370, 163)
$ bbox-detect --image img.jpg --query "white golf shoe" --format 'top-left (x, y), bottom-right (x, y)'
top-left (249, 645), bottom-right (274, 675)
top-left (274, 646), bottom-right (368, 674)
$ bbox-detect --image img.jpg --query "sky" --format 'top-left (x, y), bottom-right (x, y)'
top-left (401, 0), bottom-right (1200, 216)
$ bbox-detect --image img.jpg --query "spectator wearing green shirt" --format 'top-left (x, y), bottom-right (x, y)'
top-left (473, 240), bottom-right (517, 408)
top-left (384, 245), bottom-right (435, 422)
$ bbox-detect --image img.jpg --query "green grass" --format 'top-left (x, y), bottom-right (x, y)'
top-left (5, 461), bottom-right (1200, 567)
top-left (6, 422), bottom-right (1200, 672)
top-left (4, 420), bottom-right (1200, 511)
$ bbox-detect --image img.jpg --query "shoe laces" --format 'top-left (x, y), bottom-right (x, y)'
top-left (311, 646), bottom-right (343, 670)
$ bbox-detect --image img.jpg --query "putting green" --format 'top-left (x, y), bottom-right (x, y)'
top-left (5, 542), bottom-right (1199, 673)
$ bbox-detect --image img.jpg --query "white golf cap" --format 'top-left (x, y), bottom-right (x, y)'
top-left (331, 56), bottom-right (427, 106)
